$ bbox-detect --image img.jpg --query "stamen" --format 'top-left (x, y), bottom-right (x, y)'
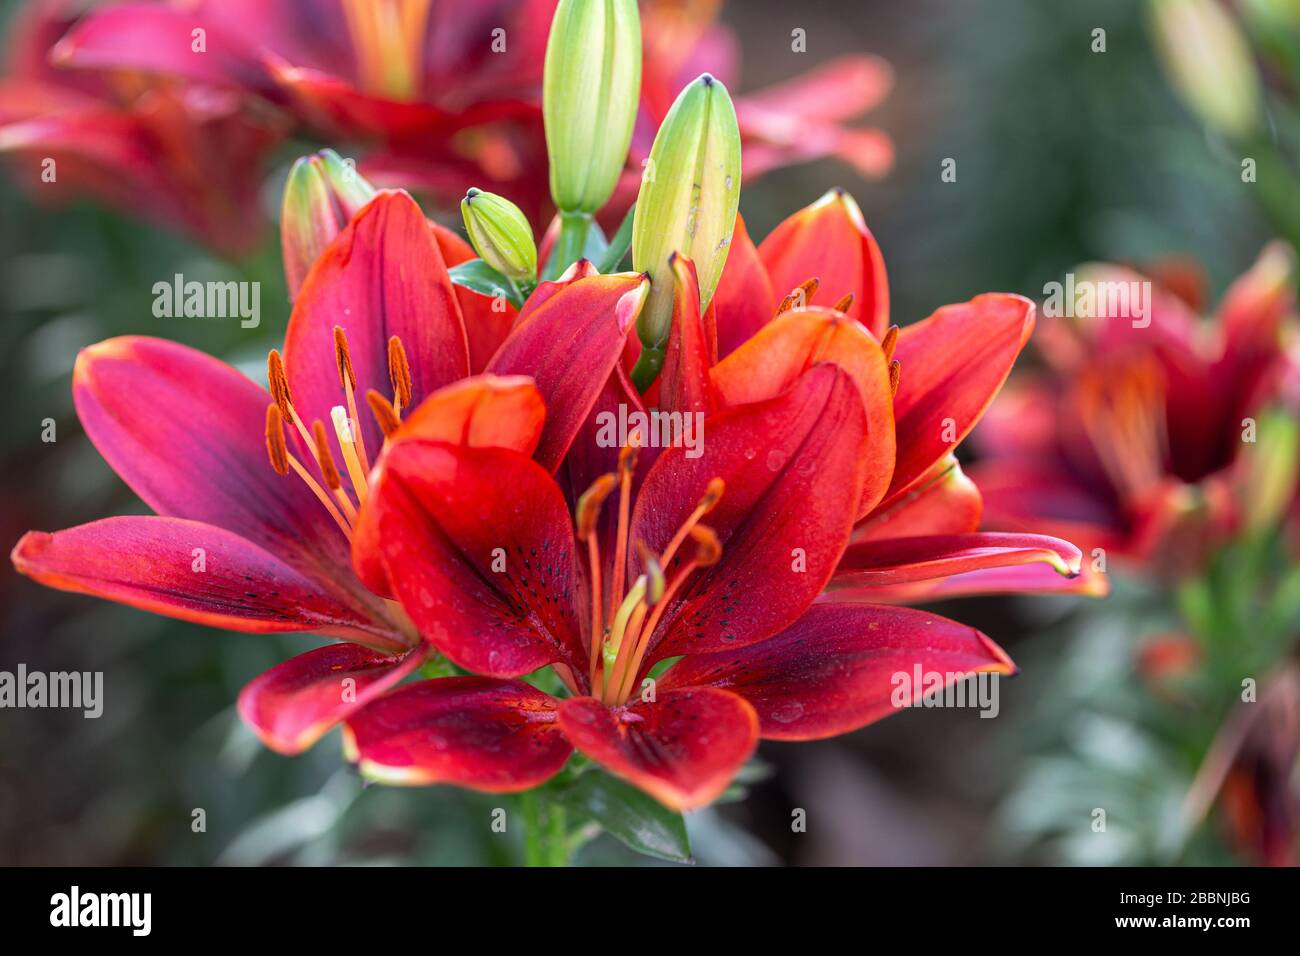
top-left (331, 404), bottom-right (370, 500)
top-left (615, 525), bottom-right (723, 705)
top-left (776, 277), bottom-right (820, 316)
top-left (333, 326), bottom-right (372, 476)
top-left (638, 541), bottom-right (666, 604)
top-left (286, 453), bottom-right (354, 540)
top-left (602, 575), bottom-right (647, 704)
top-left (881, 325), bottom-right (899, 361)
top-left (388, 336), bottom-right (413, 414)
top-left (609, 438), bottom-right (641, 615)
top-left (889, 360), bottom-right (901, 396)
top-left (366, 388), bottom-right (402, 437)
top-left (312, 419), bottom-right (358, 523)
top-left (832, 292), bottom-right (854, 313)
top-left (576, 473), bottom-right (618, 683)
top-left (265, 404), bottom-right (289, 476)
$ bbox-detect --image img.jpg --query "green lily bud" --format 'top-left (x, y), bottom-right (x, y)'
top-left (1241, 405), bottom-right (1300, 535)
top-left (631, 73), bottom-right (741, 386)
top-left (460, 188), bottom-right (538, 281)
top-left (280, 149), bottom-right (375, 297)
top-left (543, 0), bottom-right (642, 214)
top-left (1150, 0), bottom-right (1262, 140)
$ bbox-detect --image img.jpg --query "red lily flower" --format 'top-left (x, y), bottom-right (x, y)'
top-left (0, 0), bottom-right (286, 253)
top-left (12, 183), bottom-right (1092, 810)
top-left (969, 243), bottom-right (1299, 572)
top-left (50, 1), bottom-right (893, 228)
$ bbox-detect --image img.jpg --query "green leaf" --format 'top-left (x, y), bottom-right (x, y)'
top-left (595, 202), bottom-right (635, 274)
top-left (557, 769), bottom-right (692, 863)
top-left (448, 259), bottom-right (525, 309)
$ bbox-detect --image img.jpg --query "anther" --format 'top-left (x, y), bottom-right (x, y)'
top-left (699, 477), bottom-right (725, 513)
top-left (636, 542), bottom-right (666, 604)
top-left (832, 292), bottom-right (854, 313)
top-left (387, 336), bottom-right (413, 411)
top-left (881, 325), bottom-right (899, 362)
top-left (333, 326), bottom-right (357, 390)
top-left (265, 404), bottom-right (289, 476)
top-left (889, 359), bottom-right (901, 396)
top-left (311, 420), bottom-right (343, 489)
top-left (267, 349), bottom-right (295, 423)
top-left (366, 388), bottom-right (402, 437)
top-left (777, 277), bottom-right (820, 316)
top-left (689, 525), bottom-right (722, 566)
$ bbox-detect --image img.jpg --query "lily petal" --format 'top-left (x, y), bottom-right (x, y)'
top-left (658, 254), bottom-right (718, 417)
top-left (284, 190), bottom-right (470, 460)
top-left (72, 336), bottom-right (358, 587)
top-left (884, 293), bottom-right (1035, 503)
top-left (486, 272), bottom-right (649, 471)
top-left (829, 558), bottom-right (1110, 604)
top-left (713, 213), bottom-right (776, 359)
top-left (11, 516), bottom-right (397, 645)
top-left (832, 532), bottom-right (1084, 588)
top-left (343, 677), bottom-right (572, 791)
top-left (376, 441), bottom-right (586, 679)
top-left (631, 364), bottom-right (867, 664)
top-left (854, 455), bottom-right (981, 541)
top-left (557, 687), bottom-right (758, 811)
top-left (757, 188), bottom-right (889, 337)
top-left (711, 305), bottom-right (895, 515)
top-left (661, 603), bottom-right (1013, 740)
top-left (429, 219), bottom-right (517, 373)
top-left (351, 375), bottom-right (547, 597)
top-left (238, 643), bottom-right (425, 754)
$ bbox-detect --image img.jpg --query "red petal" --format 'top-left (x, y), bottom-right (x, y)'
top-left (829, 558), bottom-right (1110, 604)
top-left (631, 364), bottom-right (867, 664)
top-left (284, 190), bottom-right (470, 459)
top-left (658, 254), bottom-right (718, 417)
top-left (351, 375), bottom-right (546, 596)
top-left (713, 213), bottom-right (776, 359)
top-left (486, 272), bottom-right (648, 471)
top-left (72, 336), bottom-right (359, 587)
top-left (238, 643), bottom-right (425, 754)
top-left (11, 516), bottom-right (398, 646)
top-left (557, 688), bottom-right (758, 810)
top-left (344, 677), bottom-right (571, 790)
top-left (376, 441), bottom-right (586, 679)
top-left (711, 305), bottom-right (895, 516)
top-left (832, 532), bottom-right (1084, 588)
top-left (430, 219), bottom-right (517, 373)
top-left (884, 293), bottom-right (1035, 504)
top-left (739, 55), bottom-right (893, 124)
top-left (51, 4), bottom-right (278, 98)
top-left (757, 188), bottom-right (889, 337)
top-left (854, 455), bottom-right (982, 541)
top-left (661, 603), bottom-right (1013, 740)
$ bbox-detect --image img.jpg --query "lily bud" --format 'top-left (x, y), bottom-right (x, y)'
top-left (460, 188), bottom-right (538, 281)
top-left (1240, 404), bottom-right (1300, 536)
top-left (543, 0), bottom-right (642, 214)
top-left (632, 73), bottom-right (742, 365)
top-left (280, 149), bottom-right (375, 297)
top-left (1150, 0), bottom-right (1262, 140)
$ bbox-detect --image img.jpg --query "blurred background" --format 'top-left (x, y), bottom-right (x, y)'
top-left (0, 0), bottom-right (1293, 865)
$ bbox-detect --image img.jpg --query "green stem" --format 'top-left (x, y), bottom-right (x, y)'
top-left (520, 790), bottom-right (545, 867)
top-left (545, 803), bottom-right (569, 867)
top-left (519, 789), bottom-right (572, 867)
top-left (544, 210), bottom-right (593, 280)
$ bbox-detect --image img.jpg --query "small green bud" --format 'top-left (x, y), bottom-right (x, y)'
top-left (1150, 0), bottom-right (1262, 140)
top-left (543, 0), bottom-right (642, 214)
top-left (280, 148), bottom-right (375, 297)
top-left (632, 73), bottom-right (742, 360)
top-left (460, 188), bottom-right (538, 281)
